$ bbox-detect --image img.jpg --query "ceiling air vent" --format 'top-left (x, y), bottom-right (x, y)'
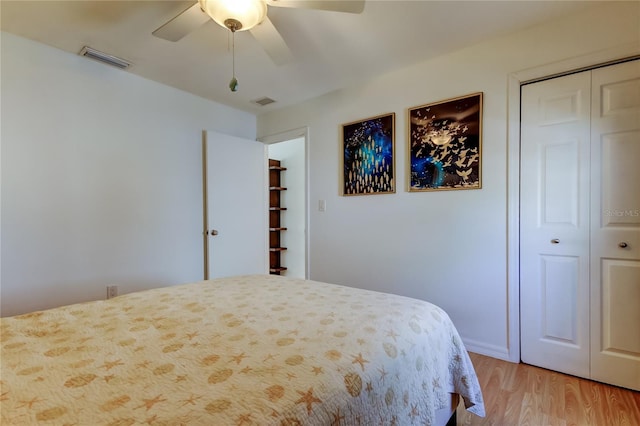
top-left (79, 46), bottom-right (131, 69)
top-left (253, 97), bottom-right (276, 107)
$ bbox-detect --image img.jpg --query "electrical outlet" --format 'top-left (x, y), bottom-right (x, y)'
top-left (106, 285), bottom-right (118, 299)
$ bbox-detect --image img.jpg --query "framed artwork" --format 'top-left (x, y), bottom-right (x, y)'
top-left (342, 112), bottom-right (395, 195)
top-left (408, 92), bottom-right (483, 191)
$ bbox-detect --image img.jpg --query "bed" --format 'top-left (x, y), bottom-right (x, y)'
top-left (1, 274), bottom-right (484, 425)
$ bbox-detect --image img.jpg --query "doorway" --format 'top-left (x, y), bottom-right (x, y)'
top-left (264, 132), bottom-right (308, 279)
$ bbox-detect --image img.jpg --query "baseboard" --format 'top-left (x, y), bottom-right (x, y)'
top-left (461, 337), bottom-right (512, 362)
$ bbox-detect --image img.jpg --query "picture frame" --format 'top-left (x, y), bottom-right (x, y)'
top-left (342, 112), bottom-right (395, 196)
top-left (407, 92), bottom-right (483, 191)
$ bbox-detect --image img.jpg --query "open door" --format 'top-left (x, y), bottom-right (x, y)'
top-left (202, 130), bottom-right (268, 279)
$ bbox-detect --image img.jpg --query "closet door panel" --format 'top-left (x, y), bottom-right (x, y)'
top-left (520, 71), bottom-right (591, 378)
top-left (601, 259), bottom-right (640, 354)
top-left (590, 59), bottom-right (640, 391)
top-left (600, 131), bottom-right (640, 227)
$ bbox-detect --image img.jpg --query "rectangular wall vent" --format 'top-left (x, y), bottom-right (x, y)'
top-left (253, 97), bottom-right (276, 106)
top-left (79, 46), bottom-right (131, 69)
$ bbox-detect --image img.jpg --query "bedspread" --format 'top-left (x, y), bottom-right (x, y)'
top-left (1, 274), bottom-right (484, 425)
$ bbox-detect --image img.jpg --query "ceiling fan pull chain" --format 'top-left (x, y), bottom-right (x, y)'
top-left (229, 30), bottom-right (239, 92)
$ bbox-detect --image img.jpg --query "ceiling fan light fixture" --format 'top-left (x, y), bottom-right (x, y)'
top-left (199, 0), bottom-right (268, 32)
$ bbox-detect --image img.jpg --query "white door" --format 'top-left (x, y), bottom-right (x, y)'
top-left (203, 130), bottom-right (267, 278)
top-left (520, 71), bottom-right (592, 378)
top-left (590, 60), bottom-right (640, 391)
top-left (521, 60), bottom-right (640, 391)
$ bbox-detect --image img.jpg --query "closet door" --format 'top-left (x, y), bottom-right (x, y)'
top-left (590, 60), bottom-right (640, 391)
top-left (521, 59), bottom-right (640, 391)
top-left (520, 71), bottom-right (592, 378)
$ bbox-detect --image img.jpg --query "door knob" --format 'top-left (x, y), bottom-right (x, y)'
top-left (618, 242), bottom-right (628, 248)
top-left (210, 229), bottom-right (219, 236)
top-left (551, 239), bottom-right (560, 244)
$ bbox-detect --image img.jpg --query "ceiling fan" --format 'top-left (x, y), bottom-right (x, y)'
top-left (152, 0), bottom-right (366, 67)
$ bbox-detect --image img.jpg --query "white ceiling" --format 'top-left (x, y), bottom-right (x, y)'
top-left (1, 1), bottom-right (605, 114)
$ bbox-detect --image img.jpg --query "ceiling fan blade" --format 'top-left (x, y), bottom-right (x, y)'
top-left (249, 16), bottom-right (294, 66)
top-left (266, 0), bottom-right (365, 14)
top-left (152, 2), bottom-right (210, 42)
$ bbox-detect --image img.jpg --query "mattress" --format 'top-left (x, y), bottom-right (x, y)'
top-left (1, 274), bottom-right (484, 425)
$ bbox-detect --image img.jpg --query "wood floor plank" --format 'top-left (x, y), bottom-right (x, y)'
top-left (567, 375), bottom-right (593, 425)
top-left (606, 384), bottom-right (640, 426)
top-left (544, 370), bottom-right (565, 420)
top-left (517, 392), bottom-right (538, 426)
top-left (583, 380), bottom-right (608, 425)
top-left (456, 352), bottom-right (639, 426)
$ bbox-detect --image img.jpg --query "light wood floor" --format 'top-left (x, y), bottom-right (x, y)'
top-left (456, 352), bottom-right (640, 426)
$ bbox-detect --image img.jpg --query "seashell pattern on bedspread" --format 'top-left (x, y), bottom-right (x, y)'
top-left (1, 274), bottom-right (484, 425)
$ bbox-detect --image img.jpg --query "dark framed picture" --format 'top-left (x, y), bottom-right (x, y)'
top-left (408, 92), bottom-right (483, 191)
top-left (342, 113), bottom-right (395, 195)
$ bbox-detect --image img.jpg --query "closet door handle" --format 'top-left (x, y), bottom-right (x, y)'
top-left (551, 239), bottom-right (560, 244)
top-left (619, 242), bottom-right (628, 248)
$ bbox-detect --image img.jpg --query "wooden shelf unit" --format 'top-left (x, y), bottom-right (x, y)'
top-left (269, 159), bottom-right (287, 275)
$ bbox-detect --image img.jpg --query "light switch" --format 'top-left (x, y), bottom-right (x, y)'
top-left (318, 200), bottom-right (326, 212)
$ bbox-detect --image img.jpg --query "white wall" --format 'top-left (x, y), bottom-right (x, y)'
top-left (1, 32), bottom-right (256, 317)
top-left (268, 138), bottom-right (306, 278)
top-left (257, 2), bottom-right (640, 359)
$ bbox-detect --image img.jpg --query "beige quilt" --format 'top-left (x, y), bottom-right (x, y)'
top-left (1, 274), bottom-right (484, 425)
